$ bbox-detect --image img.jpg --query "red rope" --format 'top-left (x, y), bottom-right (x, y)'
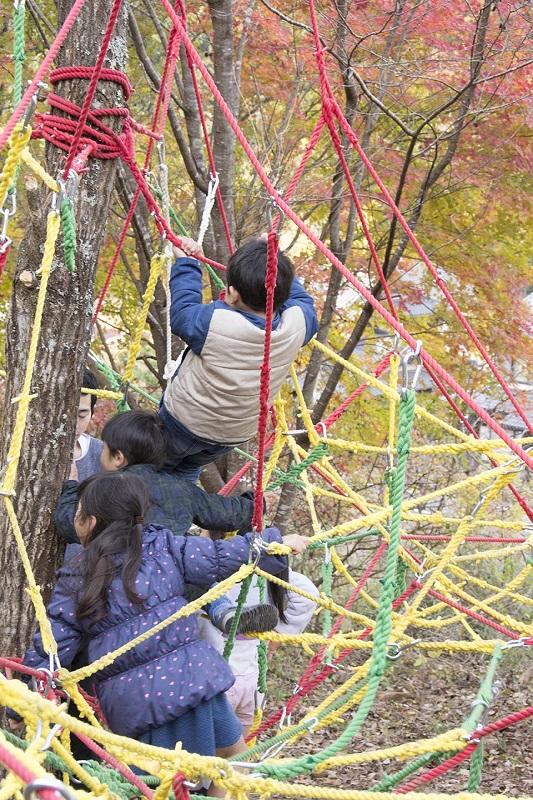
top-left (0, 742), bottom-right (61, 800)
top-left (73, 732), bottom-right (154, 798)
top-left (176, 0), bottom-right (233, 255)
top-left (417, 583), bottom-right (521, 639)
top-left (318, 86), bottom-right (398, 319)
top-left (0, 657), bottom-right (52, 680)
top-left (0, 0), bottom-right (90, 150)
top-left (159, 0), bottom-right (533, 468)
top-left (397, 705), bottom-right (533, 792)
top-left (322, 352), bottom-right (392, 428)
top-left (0, 245), bottom-right (10, 277)
top-left (307, 0), bottom-right (531, 434)
top-left (251, 229), bottom-right (279, 532)
top-left (172, 773), bottom-right (191, 800)
top-left (92, 4), bottom-right (183, 321)
top-left (250, 578), bottom-right (419, 740)
top-left (425, 363), bottom-right (533, 521)
top-left (61, 0), bottom-right (124, 175)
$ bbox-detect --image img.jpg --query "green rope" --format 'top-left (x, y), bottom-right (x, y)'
top-left (223, 574), bottom-right (253, 660)
top-left (394, 558), bottom-right (408, 598)
top-left (257, 574), bottom-right (269, 693)
top-left (60, 198), bottom-right (77, 272)
top-left (257, 390), bottom-right (417, 779)
top-left (234, 676), bottom-right (369, 763)
top-left (372, 751), bottom-right (450, 792)
top-left (463, 644), bottom-right (502, 736)
top-left (233, 446), bottom-right (304, 488)
top-left (467, 740), bottom-right (484, 791)
top-left (321, 548), bottom-right (333, 665)
top-left (8, 0), bottom-right (26, 196)
top-left (266, 442), bottom-right (329, 490)
top-left (12, 1), bottom-right (25, 108)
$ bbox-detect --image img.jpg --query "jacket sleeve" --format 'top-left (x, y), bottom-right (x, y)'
top-left (24, 571), bottom-right (84, 671)
top-left (275, 569), bottom-right (319, 635)
top-left (284, 277), bottom-right (318, 344)
top-left (169, 257), bottom-right (217, 354)
top-left (189, 484), bottom-right (254, 534)
top-left (54, 481), bottom-right (81, 544)
top-left (170, 527), bottom-right (288, 588)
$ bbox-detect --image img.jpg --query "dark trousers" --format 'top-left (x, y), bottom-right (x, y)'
top-left (159, 402), bottom-right (234, 483)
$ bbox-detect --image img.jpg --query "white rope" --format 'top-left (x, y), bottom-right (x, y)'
top-left (163, 172), bottom-right (220, 382)
top-left (197, 172), bottom-right (219, 247)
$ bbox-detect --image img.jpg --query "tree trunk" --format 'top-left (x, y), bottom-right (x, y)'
top-left (0, 0), bottom-right (127, 655)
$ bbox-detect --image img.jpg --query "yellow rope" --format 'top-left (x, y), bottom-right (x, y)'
top-left (20, 149), bottom-right (59, 192)
top-left (0, 123), bottom-right (32, 208)
top-left (122, 253), bottom-right (166, 384)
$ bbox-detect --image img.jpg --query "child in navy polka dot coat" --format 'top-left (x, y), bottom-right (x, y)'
top-left (24, 471), bottom-right (309, 795)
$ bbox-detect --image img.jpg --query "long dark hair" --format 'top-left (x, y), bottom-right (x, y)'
top-left (76, 472), bottom-right (149, 622)
top-left (269, 567), bottom-right (288, 624)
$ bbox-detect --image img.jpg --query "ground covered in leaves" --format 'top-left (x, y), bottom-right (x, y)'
top-left (259, 642), bottom-right (532, 796)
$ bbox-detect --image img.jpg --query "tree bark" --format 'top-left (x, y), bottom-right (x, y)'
top-left (0, 0), bottom-right (128, 655)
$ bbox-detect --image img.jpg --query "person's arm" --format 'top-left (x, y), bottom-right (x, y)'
top-left (189, 483), bottom-right (254, 534)
top-left (168, 258), bottom-right (217, 354)
top-left (285, 277), bottom-right (319, 344)
top-left (54, 481), bottom-right (81, 544)
top-left (24, 572), bottom-right (84, 671)
top-left (170, 527), bottom-right (293, 588)
top-left (275, 570), bottom-right (319, 635)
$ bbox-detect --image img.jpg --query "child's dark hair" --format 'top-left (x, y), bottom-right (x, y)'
top-left (76, 472), bottom-right (149, 621)
top-left (82, 368), bottom-right (99, 413)
top-left (102, 411), bottom-right (166, 468)
top-left (268, 568), bottom-right (288, 624)
top-left (226, 239), bottom-right (294, 312)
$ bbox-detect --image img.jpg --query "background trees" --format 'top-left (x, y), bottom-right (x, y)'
top-left (0, 0), bottom-right (531, 653)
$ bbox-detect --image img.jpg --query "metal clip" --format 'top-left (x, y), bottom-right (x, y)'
top-left (316, 421), bottom-right (327, 439)
top-left (249, 533), bottom-right (269, 567)
top-left (23, 777), bottom-right (75, 800)
top-left (278, 704), bottom-right (292, 729)
top-left (156, 138), bottom-right (166, 164)
top-left (56, 170), bottom-right (79, 207)
top-left (22, 93), bottom-right (38, 130)
top-left (399, 341), bottom-right (422, 394)
top-left (0, 191), bottom-right (17, 250)
top-left (40, 723), bottom-right (63, 753)
top-left (386, 639), bottom-right (421, 660)
top-left (471, 486), bottom-right (491, 518)
top-left (503, 636), bottom-right (533, 650)
top-left (415, 558), bottom-right (435, 583)
top-left (0, 210), bottom-right (12, 249)
top-left (391, 332), bottom-right (402, 354)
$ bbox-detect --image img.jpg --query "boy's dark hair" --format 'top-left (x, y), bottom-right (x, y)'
top-left (102, 411), bottom-right (166, 468)
top-left (77, 472), bottom-right (148, 621)
top-left (82, 368), bottom-right (99, 413)
top-left (226, 239), bottom-right (294, 312)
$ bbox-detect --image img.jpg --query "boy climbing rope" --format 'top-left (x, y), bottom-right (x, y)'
top-left (56, 410), bottom-right (279, 634)
top-left (24, 471), bottom-right (310, 797)
top-left (159, 236), bottom-right (318, 480)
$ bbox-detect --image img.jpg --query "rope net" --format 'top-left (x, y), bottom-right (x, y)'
top-left (0, 2), bottom-right (531, 800)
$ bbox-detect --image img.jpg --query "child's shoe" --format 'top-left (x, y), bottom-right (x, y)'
top-left (211, 601), bottom-right (279, 634)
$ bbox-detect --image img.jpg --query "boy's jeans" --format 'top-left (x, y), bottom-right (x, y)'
top-left (159, 402), bottom-right (234, 483)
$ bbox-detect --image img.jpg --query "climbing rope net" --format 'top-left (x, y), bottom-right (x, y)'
top-left (0, 1), bottom-right (532, 800)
